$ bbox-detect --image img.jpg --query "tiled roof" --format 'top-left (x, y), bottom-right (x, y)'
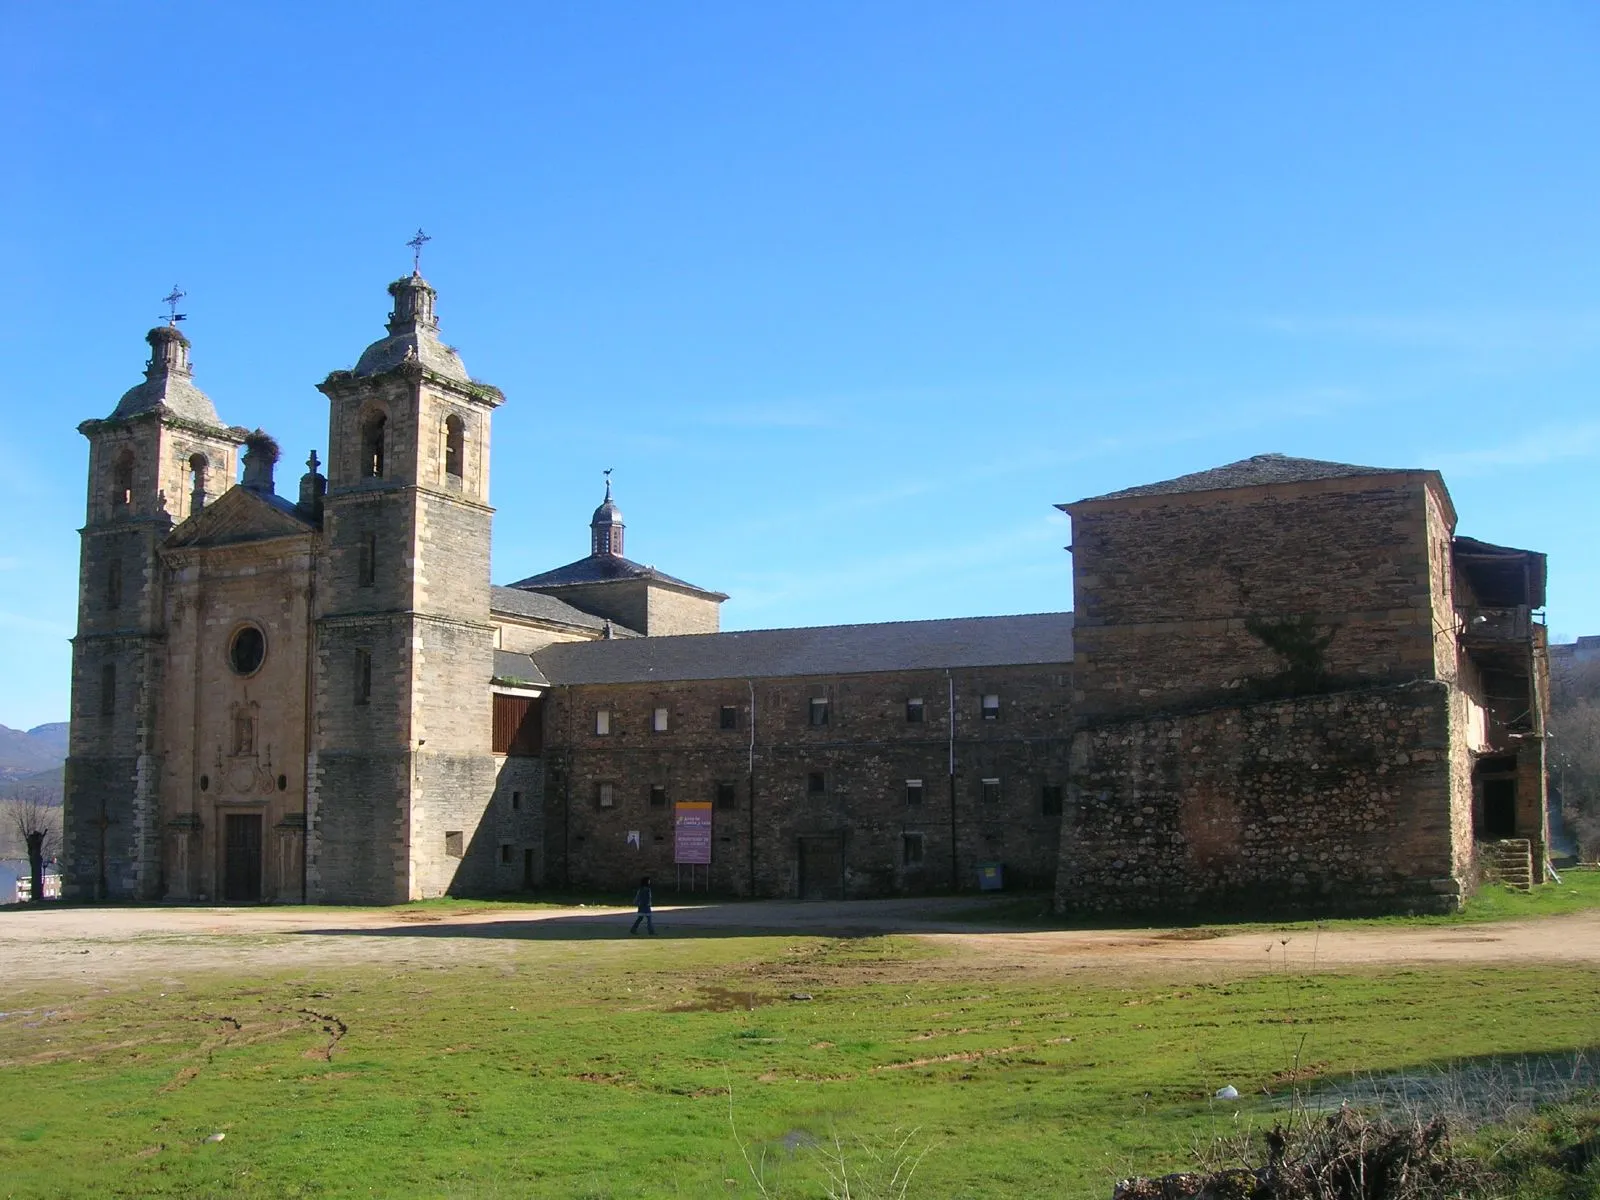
top-left (492, 650), bottom-right (550, 688)
top-left (1075, 454), bottom-right (1416, 503)
top-left (532, 612), bottom-right (1074, 686)
top-left (489, 585), bottom-right (638, 634)
top-left (508, 554), bottom-right (727, 599)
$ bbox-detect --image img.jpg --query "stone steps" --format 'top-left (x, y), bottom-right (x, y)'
top-left (1481, 838), bottom-right (1533, 892)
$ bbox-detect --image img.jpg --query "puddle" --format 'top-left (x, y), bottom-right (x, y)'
top-left (669, 986), bottom-right (778, 1012)
top-left (1279, 1048), bottom-right (1600, 1123)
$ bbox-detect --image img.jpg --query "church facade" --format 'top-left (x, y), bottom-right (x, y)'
top-left (63, 270), bottom-right (1553, 913)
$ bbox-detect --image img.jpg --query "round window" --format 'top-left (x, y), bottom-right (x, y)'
top-left (229, 625), bottom-right (266, 676)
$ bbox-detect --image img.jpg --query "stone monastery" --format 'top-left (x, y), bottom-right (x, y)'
top-left (64, 269), bottom-right (1553, 914)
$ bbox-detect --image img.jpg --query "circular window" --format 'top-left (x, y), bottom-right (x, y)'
top-left (229, 625), bottom-right (266, 676)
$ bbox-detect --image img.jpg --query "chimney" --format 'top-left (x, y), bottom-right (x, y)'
top-left (242, 430), bottom-right (280, 494)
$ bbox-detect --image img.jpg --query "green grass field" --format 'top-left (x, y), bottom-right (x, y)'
top-left (3, 910), bottom-right (1599, 1199)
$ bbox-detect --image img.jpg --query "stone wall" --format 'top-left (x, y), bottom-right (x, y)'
top-left (1069, 477), bottom-right (1443, 720)
top-left (543, 664), bottom-right (1071, 898)
top-left (645, 584), bottom-right (721, 635)
top-left (159, 536), bottom-right (314, 902)
top-left (1056, 681), bottom-right (1463, 916)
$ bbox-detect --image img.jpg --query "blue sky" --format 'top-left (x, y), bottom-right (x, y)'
top-left (2, 2), bottom-right (1597, 730)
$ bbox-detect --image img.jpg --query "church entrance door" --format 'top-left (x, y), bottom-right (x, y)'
top-left (224, 813), bottom-right (263, 902)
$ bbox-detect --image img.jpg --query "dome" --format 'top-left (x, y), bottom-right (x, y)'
top-left (351, 274), bottom-right (470, 384)
top-left (110, 325), bottom-right (225, 427)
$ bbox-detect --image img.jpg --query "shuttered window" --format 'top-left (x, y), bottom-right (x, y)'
top-left (493, 693), bottom-right (543, 756)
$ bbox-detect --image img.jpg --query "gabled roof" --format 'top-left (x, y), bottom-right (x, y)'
top-left (508, 554), bottom-right (727, 600)
top-left (489, 585), bottom-right (639, 636)
top-left (164, 484), bottom-right (316, 550)
top-left (532, 612), bottom-right (1074, 686)
top-left (1071, 454), bottom-right (1418, 505)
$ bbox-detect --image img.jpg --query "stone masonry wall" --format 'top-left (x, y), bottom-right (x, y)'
top-left (1070, 478), bottom-right (1440, 721)
top-left (544, 663), bottom-right (1071, 899)
top-left (1056, 680), bottom-right (1463, 916)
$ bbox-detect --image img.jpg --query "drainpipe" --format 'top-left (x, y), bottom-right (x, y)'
top-left (948, 670), bottom-right (958, 892)
top-left (301, 543), bottom-right (315, 905)
top-left (747, 679), bottom-right (757, 897)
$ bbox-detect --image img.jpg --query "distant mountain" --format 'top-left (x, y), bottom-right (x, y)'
top-left (0, 723), bottom-right (68, 777)
top-left (0, 766), bottom-right (62, 805)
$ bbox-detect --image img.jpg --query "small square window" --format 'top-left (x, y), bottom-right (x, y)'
top-left (906, 698), bottom-right (924, 723)
top-left (902, 833), bottom-right (924, 866)
top-left (595, 709), bottom-right (611, 735)
top-left (809, 697), bottom-right (830, 727)
top-left (981, 694), bottom-right (1000, 720)
top-left (649, 784), bottom-right (668, 808)
top-left (905, 779), bottom-right (924, 806)
top-left (716, 781), bottom-right (737, 809)
top-left (500, 843), bottom-right (514, 864)
top-left (445, 831), bottom-right (464, 858)
top-left (652, 707), bottom-right (670, 733)
top-left (981, 777), bottom-right (1001, 804)
top-left (1041, 785), bottom-right (1064, 816)
top-left (597, 782), bottom-right (615, 808)
top-left (807, 771), bottom-right (826, 795)
top-left (719, 705), bottom-right (738, 730)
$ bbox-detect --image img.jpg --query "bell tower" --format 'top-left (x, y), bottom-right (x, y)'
top-left (310, 267), bottom-right (506, 902)
top-left (66, 316), bottom-right (244, 899)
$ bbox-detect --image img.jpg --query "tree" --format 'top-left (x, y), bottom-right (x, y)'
top-left (1549, 656), bottom-right (1600, 861)
top-left (6, 788), bottom-right (60, 904)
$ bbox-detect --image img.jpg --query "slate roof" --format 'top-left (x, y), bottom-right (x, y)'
top-left (492, 650), bottom-right (550, 688)
top-left (489, 585), bottom-right (638, 635)
top-left (531, 612), bottom-right (1074, 686)
top-left (508, 554), bottom-right (727, 599)
top-left (1074, 454), bottom-right (1417, 504)
top-left (163, 484), bottom-right (317, 550)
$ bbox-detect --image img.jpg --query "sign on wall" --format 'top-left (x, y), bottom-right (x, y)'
top-left (674, 801), bottom-right (712, 865)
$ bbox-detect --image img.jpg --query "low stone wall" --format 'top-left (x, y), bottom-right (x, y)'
top-left (1057, 680), bottom-right (1464, 917)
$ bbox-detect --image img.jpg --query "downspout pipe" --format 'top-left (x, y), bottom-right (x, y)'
top-left (948, 670), bottom-right (958, 892)
top-left (747, 679), bottom-right (757, 898)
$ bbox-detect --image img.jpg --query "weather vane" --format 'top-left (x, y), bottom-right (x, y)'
top-left (603, 467), bottom-right (613, 497)
top-left (162, 286), bottom-right (187, 326)
top-left (407, 228), bottom-right (432, 274)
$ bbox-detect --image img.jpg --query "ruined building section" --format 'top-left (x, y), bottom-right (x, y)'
top-left (309, 272), bottom-right (508, 902)
top-left (1055, 455), bottom-right (1548, 916)
top-left (65, 324), bottom-right (246, 899)
top-left (1452, 538), bottom-right (1551, 886)
top-left (535, 614), bottom-right (1074, 898)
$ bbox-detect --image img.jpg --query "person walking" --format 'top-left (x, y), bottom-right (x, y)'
top-left (630, 875), bottom-right (656, 935)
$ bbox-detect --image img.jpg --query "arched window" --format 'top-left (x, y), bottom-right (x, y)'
top-left (111, 449), bottom-right (134, 509)
top-left (361, 411), bottom-right (387, 479)
top-left (444, 415), bottom-right (464, 480)
top-left (188, 453), bottom-right (209, 516)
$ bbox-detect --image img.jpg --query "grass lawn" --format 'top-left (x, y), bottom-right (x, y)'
top-left (2, 923), bottom-right (1597, 1198)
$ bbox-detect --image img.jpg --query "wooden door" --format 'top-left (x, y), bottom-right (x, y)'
top-left (798, 837), bottom-right (844, 901)
top-left (224, 814), bottom-right (262, 902)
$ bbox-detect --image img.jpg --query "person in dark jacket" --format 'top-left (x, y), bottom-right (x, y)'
top-left (630, 876), bottom-right (655, 935)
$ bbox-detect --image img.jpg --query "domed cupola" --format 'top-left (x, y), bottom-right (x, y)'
top-left (590, 474), bottom-right (625, 557)
top-left (110, 323), bottom-right (225, 427)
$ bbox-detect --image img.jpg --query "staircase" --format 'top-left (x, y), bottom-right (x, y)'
top-left (1481, 839), bottom-right (1533, 892)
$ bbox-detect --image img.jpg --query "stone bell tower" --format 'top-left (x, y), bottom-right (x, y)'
top-left (308, 269), bottom-right (506, 902)
top-left (66, 318), bottom-right (245, 899)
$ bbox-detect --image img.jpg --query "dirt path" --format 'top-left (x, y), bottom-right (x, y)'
top-left (2, 898), bottom-right (1597, 993)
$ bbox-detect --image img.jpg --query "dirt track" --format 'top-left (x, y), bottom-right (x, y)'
top-left (2, 897), bottom-right (1598, 993)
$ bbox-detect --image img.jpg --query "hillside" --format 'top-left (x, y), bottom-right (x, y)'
top-left (0, 724), bottom-right (68, 804)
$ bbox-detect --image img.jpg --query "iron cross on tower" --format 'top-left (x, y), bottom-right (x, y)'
top-left (162, 286), bottom-right (187, 326)
top-left (407, 228), bottom-right (432, 274)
